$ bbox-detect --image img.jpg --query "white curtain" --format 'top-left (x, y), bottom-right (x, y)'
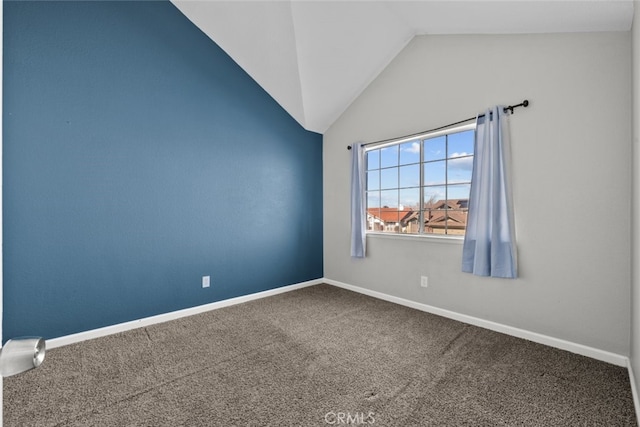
top-left (462, 106), bottom-right (517, 278)
top-left (350, 143), bottom-right (366, 258)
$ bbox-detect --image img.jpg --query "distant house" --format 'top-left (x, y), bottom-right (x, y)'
top-left (424, 199), bottom-right (469, 235)
top-left (369, 199), bottom-right (469, 235)
top-left (367, 206), bottom-right (414, 233)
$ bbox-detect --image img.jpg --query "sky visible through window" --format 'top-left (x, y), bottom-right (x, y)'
top-left (366, 128), bottom-right (474, 235)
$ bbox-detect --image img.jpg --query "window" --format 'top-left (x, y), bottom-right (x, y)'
top-left (365, 124), bottom-right (475, 236)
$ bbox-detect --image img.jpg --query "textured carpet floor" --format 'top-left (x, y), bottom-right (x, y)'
top-left (4, 284), bottom-right (637, 426)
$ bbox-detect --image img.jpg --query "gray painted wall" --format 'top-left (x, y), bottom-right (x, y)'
top-left (324, 33), bottom-right (632, 355)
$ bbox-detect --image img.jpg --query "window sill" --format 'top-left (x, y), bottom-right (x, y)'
top-left (366, 232), bottom-right (464, 245)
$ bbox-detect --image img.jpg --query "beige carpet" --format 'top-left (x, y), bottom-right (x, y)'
top-left (4, 284), bottom-right (637, 426)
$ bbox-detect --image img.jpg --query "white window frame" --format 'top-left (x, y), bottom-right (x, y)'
top-left (364, 122), bottom-right (476, 239)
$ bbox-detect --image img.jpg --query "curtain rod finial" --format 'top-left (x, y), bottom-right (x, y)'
top-left (523, 100), bottom-right (529, 107)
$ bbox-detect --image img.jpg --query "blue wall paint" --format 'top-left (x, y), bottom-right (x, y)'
top-left (3, 1), bottom-right (323, 340)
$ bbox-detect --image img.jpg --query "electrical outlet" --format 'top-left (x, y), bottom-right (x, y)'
top-left (421, 276), bottom-right (428, 288)
top-left (202, 276), bottom-right (210, 288)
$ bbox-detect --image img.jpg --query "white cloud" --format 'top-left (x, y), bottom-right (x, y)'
top-left (449, 153), bottom-right (473, 171)
top-left (450, 152), bottom-right (470, 158)
top-left (402, 142), bottom-right (420, 154)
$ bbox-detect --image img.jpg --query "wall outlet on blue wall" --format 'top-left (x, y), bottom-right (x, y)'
top-left (202, 276), bottom-right (210, 288)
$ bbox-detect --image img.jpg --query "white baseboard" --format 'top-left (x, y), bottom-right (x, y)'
top-left (47, 278), bottom-right (323, 350)
top-left (46, 276), bottom-right (628, 368)
top-left (324, 278), bottom-right (629, 367)
top-left (38, 276), bottom-right (640, 423)
top-left (628, 360), bottom-right (640, 427)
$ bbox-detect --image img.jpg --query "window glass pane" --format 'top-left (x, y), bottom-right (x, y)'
top-left (424, 208), bottom-right (447, 235)
top-left (424, 136), bottom-right (446, 162)
top-left (380, 189), bottom-right (398, 208)
top-left (380, 209), bottom-right (400, 233)
top-left (399, 188), bottom-right (419, 209)
top-left (402, 211), bottom-right (420, 234)
top-left (423, 203), bottom-right (447, 235)
top-left (364, 125), bottom-right (475, 237)
top-left (448, 130), bottom-right (474, 158)
top-left (367, 191), bottom-right (380, 209)
top-left (380, 145), bottom-right (399, 168)
top-left (444, 211), bottom-right (467, 235)
top-left (399, 164), bottom-right (420, 188)
top-left (447, 157), bottom-right (473, 184)
top-left (367, 170), bottom-right (380, 191)
top-left (367, 150), bottom-right (380, 171)
top-left (423, 186), bottom-right (446, 208)
top-left (380, 168), bottom-right (398, 190)
top-left (367, 208), bottom-right (383, 231)
top-left (424, 161), bottom-right (446, 186)
top-left (399, 140), bottom-right (420, 165)
top-left (383, 211), bottom-right (400, 224)
top-left (448, 183), bottom-right (471, 201)
top-left (399, 207), bottom-right (418, 235)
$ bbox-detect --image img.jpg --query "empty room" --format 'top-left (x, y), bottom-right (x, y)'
top-left (2, 0), bottom-right (640, 425)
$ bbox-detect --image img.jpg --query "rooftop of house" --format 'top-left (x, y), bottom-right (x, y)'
top-left (368, 199), bottom-right (469, 225)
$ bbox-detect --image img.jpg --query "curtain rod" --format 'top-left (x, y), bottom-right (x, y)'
top-left (347, 99), bottom-right (529, 150)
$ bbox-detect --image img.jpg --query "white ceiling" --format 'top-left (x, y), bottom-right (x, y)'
top-left (171, 1), bottom-right (634, 133)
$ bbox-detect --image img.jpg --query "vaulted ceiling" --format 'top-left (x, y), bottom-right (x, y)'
top-left (172, 1), bottom-right (634, 133)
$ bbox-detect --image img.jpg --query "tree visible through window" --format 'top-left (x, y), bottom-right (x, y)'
top-left (365, 124), bottom-right (475, 236)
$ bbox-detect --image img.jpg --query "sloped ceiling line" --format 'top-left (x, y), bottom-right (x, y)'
top-left (171, 1), bottom-right (634, 134)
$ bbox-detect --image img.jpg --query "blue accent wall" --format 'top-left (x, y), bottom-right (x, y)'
top-left (3, 1), bottom-right (323, 340)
